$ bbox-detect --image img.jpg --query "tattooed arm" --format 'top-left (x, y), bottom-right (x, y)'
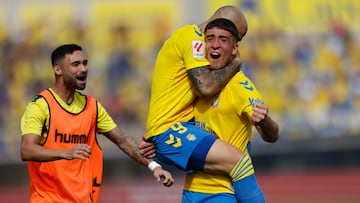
top-left (188, 56), bottom-right (242, 99)
top-left (103, 127), bottom-right (174, 186)
top-left (104, 127), bottom-right (148, 166)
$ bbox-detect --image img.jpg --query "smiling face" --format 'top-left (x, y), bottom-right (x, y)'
top-left (55, 50), bottom-right (88, 90)
top-left (205, 26), bottom-right (238, 69)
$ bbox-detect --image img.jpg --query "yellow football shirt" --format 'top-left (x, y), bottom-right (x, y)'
top-left (184, 71), bottom-right (263, 194)
top-left (21, 88), bottom-right (116, 143)
top-left (146, 24), bottom-right (210, 138)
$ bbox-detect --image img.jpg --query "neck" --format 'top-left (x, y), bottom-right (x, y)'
top-left (52, 85), bottom-right (75, 105)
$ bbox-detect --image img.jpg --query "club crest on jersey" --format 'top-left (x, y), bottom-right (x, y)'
top-left (192, 40), bottom-right (205, 59)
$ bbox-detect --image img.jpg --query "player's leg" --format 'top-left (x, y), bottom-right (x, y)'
top-left (202, 139), bottom-right (265, 203)
top-left (149, 121), bottom-right (264, 202)
top-left (231, 174), bottom-right (265, 203)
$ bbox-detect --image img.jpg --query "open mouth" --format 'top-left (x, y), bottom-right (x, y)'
top-left (210, 53), bottom-right (221, 59)
top-left (77, 76), bottom-right (86, 81)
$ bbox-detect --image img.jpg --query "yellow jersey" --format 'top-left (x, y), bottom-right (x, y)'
top-left (21, 88), bottom-right (116, 141)
top-left (146, 24), bottom-right (210, 138)
top-left (184, 71), bottom-right (263, 194)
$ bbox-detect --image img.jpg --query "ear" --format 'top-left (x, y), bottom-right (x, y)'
top-left (54, 64), bottom-right (62, 75)
top-left (232, 43), bottom-right (239, 56)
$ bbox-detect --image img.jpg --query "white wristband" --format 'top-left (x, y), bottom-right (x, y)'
top-left (148, 161), bottom-right (161, 172)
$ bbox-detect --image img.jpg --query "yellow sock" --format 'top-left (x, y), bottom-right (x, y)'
top-left (229, 154), bottom-right (255, 182)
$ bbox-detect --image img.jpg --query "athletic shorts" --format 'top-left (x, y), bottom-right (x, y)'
top-left (149, 121), bottom-right (216, 172)
top-left (182, 190), bottom-right (237, 203)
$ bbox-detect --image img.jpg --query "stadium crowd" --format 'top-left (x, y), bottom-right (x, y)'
top-left (0, 3), bottom-right (360, 162)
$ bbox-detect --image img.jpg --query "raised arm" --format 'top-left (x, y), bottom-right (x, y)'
top-left (188, 56), bottom-right (242, 98)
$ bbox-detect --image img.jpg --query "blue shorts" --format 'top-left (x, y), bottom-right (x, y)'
top-left (149, 121), bottom-right (216, 172)
top-left (182, 190), bottom-right (237, 203)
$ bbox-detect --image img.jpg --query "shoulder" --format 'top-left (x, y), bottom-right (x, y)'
top-left (229, 71), bottom-right (252, 85)
top-left (228, 72), bottom-right (258, 96)
top-left (95, 100), bottom-right (112, 119)
top-left (172, 24), bottom-right (203, 39)
top-left (96, 100), bottom-right (106, 112)
top-left (174, 24), bottom-right (197, 33)
top-left (31, 94), bottom-right (42, 102)
top-left (28, 95), bottom-right (48, 110)
top-left (23, 94), bottom-right (49, 119)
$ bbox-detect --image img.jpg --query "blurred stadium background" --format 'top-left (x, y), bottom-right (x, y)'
top-left (0, 0), bottom-right (360, 202)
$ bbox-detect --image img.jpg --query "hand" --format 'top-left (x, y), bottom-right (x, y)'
top-left (252, 103), bottom-right (269, 125)
top-left (138, 135), bottom-right (156, 159)
top-left (152, 167), bottom-right (174, 187)
top-left (62, 144), bottom-right (92, 160)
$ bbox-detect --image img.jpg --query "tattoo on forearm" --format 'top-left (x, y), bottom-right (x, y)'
top-left (188, 61), bottom-right (240, 97)
top-left (188, 67), bottom-right (205, 88)
top-left (106, 129), bottom-right (149, 167)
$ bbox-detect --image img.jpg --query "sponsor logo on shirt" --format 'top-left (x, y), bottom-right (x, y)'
top-left (192, 40), bottom-right (205, 59)
top-left (249, 98), bottom-right (263, 105)
top-left (55, 129), bottom-right (88, 144)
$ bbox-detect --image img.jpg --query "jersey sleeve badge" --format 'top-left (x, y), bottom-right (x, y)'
top-left (192, 40), bottom-right (206, 59)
